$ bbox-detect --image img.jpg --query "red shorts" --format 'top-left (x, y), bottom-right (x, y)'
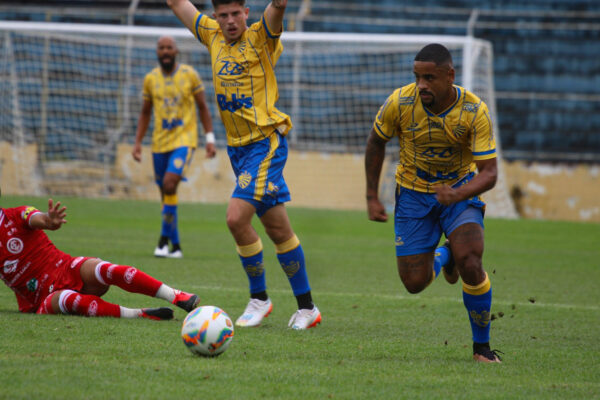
top-left (35, 256), bottom-right (91, 314)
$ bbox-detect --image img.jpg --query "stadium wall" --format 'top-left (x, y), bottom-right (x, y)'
top-left (1, 141), bottom-right (598, 223)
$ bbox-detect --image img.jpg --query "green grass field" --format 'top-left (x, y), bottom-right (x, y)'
top-left (0, 195), bottom-right (599, 399)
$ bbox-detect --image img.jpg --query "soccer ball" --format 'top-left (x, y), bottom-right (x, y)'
top-left (181, 306), bottom-right (234, 357)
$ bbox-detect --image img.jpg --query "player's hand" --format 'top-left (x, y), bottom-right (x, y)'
top-left (46, 198), bottom-right (67, 230)
top-left (205, 143), bottom-right (216, 159)
top-left (367, 198), bottom-right (388, 222)
top-left (434, 184), bottom-right (460, 206)
top-left (132, 144), bottom-right (142, 162)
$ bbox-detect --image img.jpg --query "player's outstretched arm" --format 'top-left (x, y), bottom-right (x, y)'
top-left (29, 199), bottom-right (67, 231)
top-left (166, 0), bottom-right (200, 33)
top-left (365, 129), bottom-right (388, 222)
top-left (265, 0), bottom-right (287, 34)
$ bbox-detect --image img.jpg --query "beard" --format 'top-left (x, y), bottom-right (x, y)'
top-left (158, 55), bottom-right (175, 72)
top-left (419, 92), bottom-right (435, 107)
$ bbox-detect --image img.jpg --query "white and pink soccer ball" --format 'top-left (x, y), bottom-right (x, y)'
top-left (181, 306), bottom-right (234, 357)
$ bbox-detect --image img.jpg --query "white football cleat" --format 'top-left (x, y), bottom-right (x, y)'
top-left (235, 298), bottom-right (273, 327)
top-left (288, 306), bottom-right (321, 330)
top-left (153, 245), bottom-right (169, 258)
top-left (167, 250), bottom-right (183, 259)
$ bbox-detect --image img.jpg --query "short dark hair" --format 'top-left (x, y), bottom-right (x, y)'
top-left (212, 0), bottom-right (245, 7)
top-left (414, 43), bottom-right (453, 67)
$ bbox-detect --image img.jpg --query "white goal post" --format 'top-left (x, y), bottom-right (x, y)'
top-left (0, 21), bottom-right (516, 217)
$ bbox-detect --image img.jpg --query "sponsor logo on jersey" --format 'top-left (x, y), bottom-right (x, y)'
top-left (6, 238), bottom-right (23, 254)
top-left (416, 168), bottom-right (459, 183)
top-left (3, 259), bottom-right (18, 274)
top-left (217, 94), bottom-right (253, 113)
top-left (423, 147), bottom-right (453, 158)
top-left (26, 278), bottom-right (38, 292)
top-left (162, 118), bottom-right (183, 130)
top-left (462, 102), bottom-right (480, 113)
top-left (217, 58), bottom-right (247, 77)
top-left (238, 171), bottom-right (252, 189)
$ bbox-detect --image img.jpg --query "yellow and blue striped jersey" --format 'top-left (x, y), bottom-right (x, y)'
top-left (142, 64), bottom-right (205, 152)
top-left (192, 12), bottom-right (292, 147)
top-left (374, 83), bottom-right (496, 193)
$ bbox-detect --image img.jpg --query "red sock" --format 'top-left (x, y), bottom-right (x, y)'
top-left (95, 262), bottom-right (162, 297)
top-left (59, 290), bottom-right (121, 317)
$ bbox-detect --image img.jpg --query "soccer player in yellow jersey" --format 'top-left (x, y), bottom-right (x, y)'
top-left (132, 36), bottom-right (215, 259)
top-left (365, 44), bottom-right (502, 363)
top-left (167, 0), bottom-right (321, 330)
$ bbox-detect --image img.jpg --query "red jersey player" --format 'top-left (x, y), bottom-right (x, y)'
top-left (0, 198), bottom-right (200, 319)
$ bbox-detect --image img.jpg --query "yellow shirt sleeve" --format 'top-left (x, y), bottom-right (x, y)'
top-left (471, 102), bottom-right (497, 160)
top-left (373, 89), bottom-right (400, 141)
top-left (193, 12), bottom-right (219, 47)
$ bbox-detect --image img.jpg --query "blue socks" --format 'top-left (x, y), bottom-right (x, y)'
top-left (462, 273), bottom-right (492, 343)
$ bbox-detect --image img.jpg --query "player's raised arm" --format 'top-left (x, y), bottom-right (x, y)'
top-left (29, 199), bottom-right (67, 231)
top-left (264, 0), bottom-right (287, 34)
top-left (167, 0), bottom-right (200, 33)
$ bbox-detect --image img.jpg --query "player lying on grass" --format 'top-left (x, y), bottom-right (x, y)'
top-left (0, 197), bottom-right (200, 320)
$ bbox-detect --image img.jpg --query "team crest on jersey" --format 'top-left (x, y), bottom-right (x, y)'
top-left (452, 124), bottom-right (467, 139)
top-left (3, 259), bottom-right (18, 274)
top-left (6, 237), bottom-right (23, 254)
top-left (238, 171), bottom-right (252, 189)
top-left (173, 157), bottom-right (184, 169)
top-left (395, 236), bottom-right (404, 246)
top-left (26, 278), bottom-right (38, 292)
top-left (462, 102), bottom-right (480, 113)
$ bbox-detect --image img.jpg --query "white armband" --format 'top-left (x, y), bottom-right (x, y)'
top-left (205, 132), bottom-right (215, 144)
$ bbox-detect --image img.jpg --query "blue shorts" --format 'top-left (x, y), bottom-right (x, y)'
top-left (394, 174), bottom-right (485, 256)
top-left (227, 133), bottom-right (291, 217)
top-left (152, 147), bottom-right (194, 185)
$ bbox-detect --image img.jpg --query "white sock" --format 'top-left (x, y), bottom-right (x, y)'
top-left (154, 284), bottom-right (176, 302)
top-left (120, 307), bottom-right (142, 319)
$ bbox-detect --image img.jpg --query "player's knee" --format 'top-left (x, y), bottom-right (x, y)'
top-left (226, 211), bottom-right (244, 234)
top-left (162, 181), bottom-right (178, 195)
top-left (456, 253), bottom-right (484, 283)
top-left (402, 278), bottom-right (428, 294)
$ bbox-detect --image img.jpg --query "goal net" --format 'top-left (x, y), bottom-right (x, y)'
top-left (0, 21), bottom-right (516, 217)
